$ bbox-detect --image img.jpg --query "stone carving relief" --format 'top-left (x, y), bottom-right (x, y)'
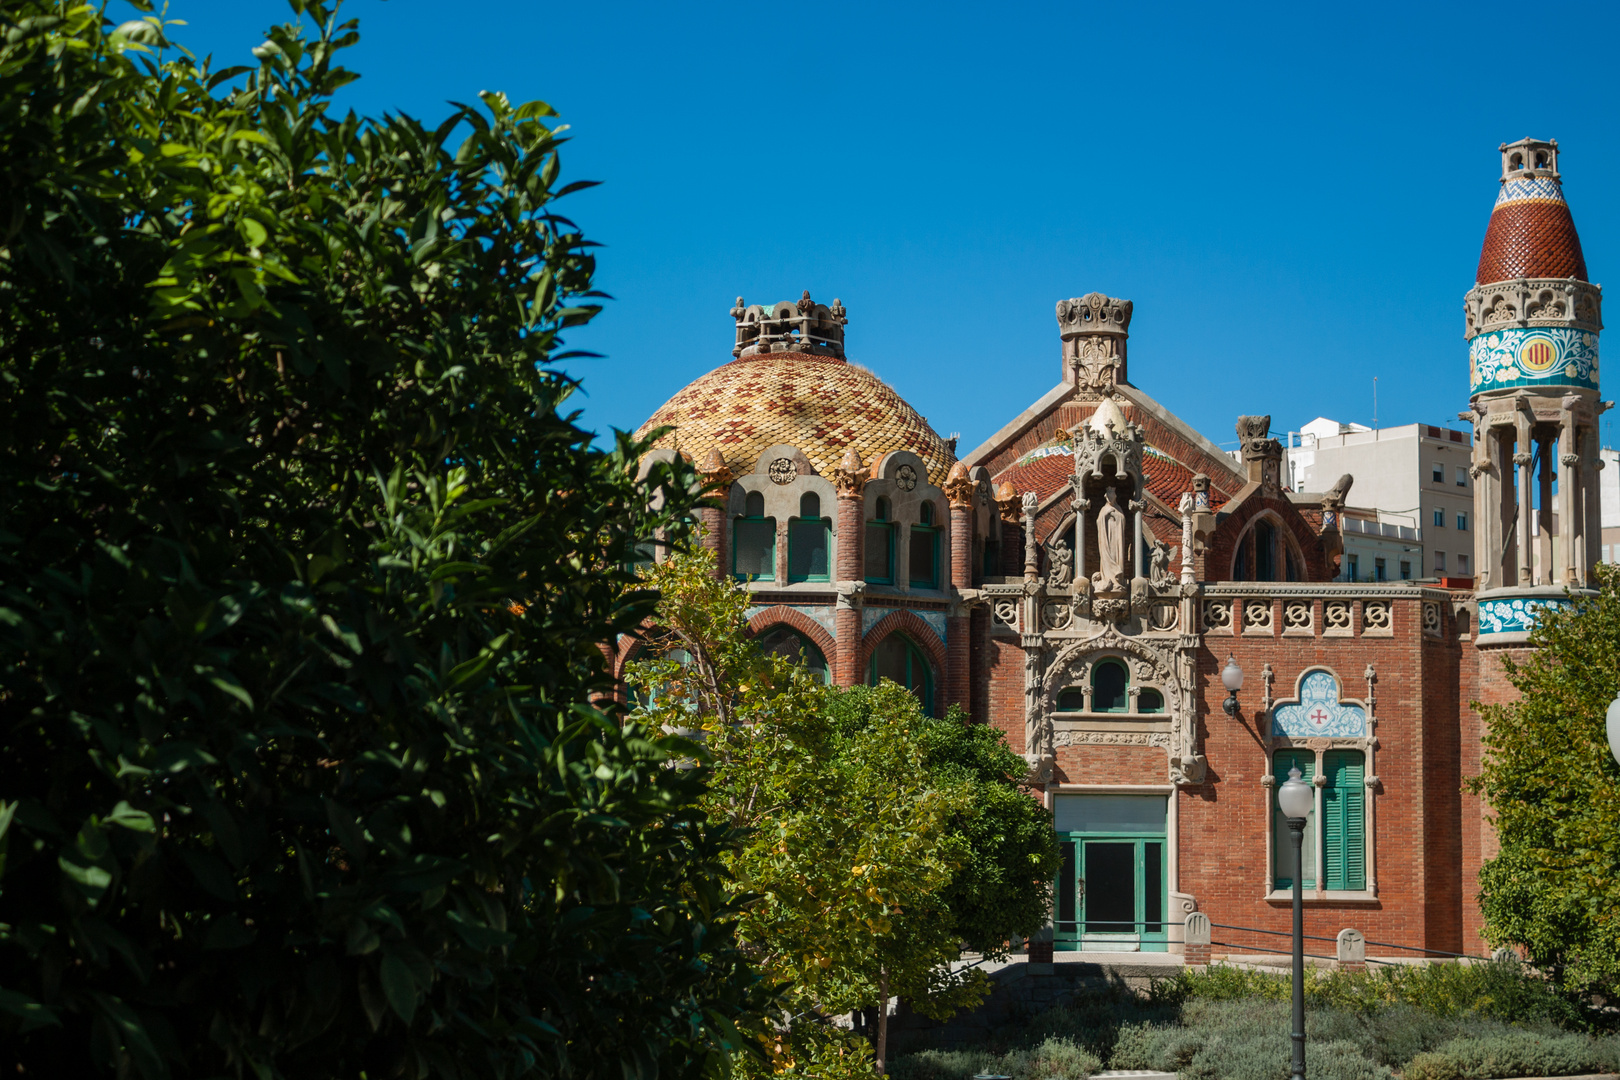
top-left (1039, 625), bottom-right (1202, 785)
top-left (1023, 634), bottom-right (1054, 780)
top-left (768, 457), bottom-right (797, 485)
top-left (1047, 537), bottom-right (1074, 587)
top-left (993, 600), bottom-right (1020, 630)
top-left (1149, 540), bottom-right (1176, 589)
top-left (1057, 292), bottom-right (1134, 393)
top-left (1042, 602), bottom-right (1073, 631)
top-left (895, 463), bottom-right (918, 491)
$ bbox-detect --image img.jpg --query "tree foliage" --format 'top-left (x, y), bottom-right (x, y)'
top-left (826, 695), bottom-right (1058, 960)
top-left (629, 551), bottom-right (1055, 1074)
top-left (0, 3), bottom-right (759, 1077)
top-left (1469, 565), bottom-right (1620, 999)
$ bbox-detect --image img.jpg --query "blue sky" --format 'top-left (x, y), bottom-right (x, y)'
top-left (138, 0), bottom-right (1620, 454)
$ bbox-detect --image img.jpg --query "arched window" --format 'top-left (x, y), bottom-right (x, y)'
top-left (865, 496), bottom-right (895, 584)
top-left (868, 633), bottom-right (935, 716)
top-left (759, 626), bottom-right (830, 684)
top-left (789, 492), bottom-right (831, 582)
top-left (910, 501), bottom-right (941, 589)
top-left (1056, 687), bottom-right (1086, 711)
top-left (1091, 659), bottom-right (1129, 712)
top-left (1255, 520), bottom-right (1277, 581)
top-left (733, 491), bottom-right (776, 582)
top-left (1139, 688), bottom-right (1164, 714)
top-left (1511, 153), bottom-right (1523, 170)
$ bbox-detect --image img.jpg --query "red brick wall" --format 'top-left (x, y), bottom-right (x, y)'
top-left (1178, 596), bottom-right (1455, 954)
top-left (1463, 640), bottom-right (1531, 948)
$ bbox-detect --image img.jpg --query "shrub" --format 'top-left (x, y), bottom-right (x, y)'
top-left (888, 1038), bottom-right (1100, 1080)
top-left (1404, 1032), bottom-right (1620, 1080)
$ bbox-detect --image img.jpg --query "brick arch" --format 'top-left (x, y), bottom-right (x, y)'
top-left (858, 609), bottom-right (949, 687)
top-left (745, 605), bottom-right (839, 670)
top-left (1207, 497), bottom-right (1330, 582)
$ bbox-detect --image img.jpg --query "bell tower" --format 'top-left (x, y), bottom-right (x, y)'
top-left (1466, 138), bottom-right (1605, 640)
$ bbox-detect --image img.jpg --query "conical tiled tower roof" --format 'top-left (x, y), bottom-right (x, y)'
top-left (1475, 138), bottom-right (1587, 284)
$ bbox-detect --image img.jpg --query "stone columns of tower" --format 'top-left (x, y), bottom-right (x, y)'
top-left (944, 462), bottom-right (976, 713)
top-left (697, 449), bottom-right (734, 579)
top-left (833, 448), bottom-right (867, 686)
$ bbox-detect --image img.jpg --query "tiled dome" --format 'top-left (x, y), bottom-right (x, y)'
top-left (1476, 175), bottom-right (1587, 284)
top-left (636, 352), bottom-right (956, 485)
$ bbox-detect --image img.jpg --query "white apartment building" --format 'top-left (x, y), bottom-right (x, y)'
top-left (1285, 417), bottom-right (1473, 582)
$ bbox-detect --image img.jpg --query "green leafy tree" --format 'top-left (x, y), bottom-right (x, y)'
top-left (630, 551), bottom-right (1001, 1075)
top-left (0, 3), bottom-right (760, 1077)
top-left (827, 697), bottom-right (1058, 960)
top-left (1469, 564), bottom-right (1620, 999)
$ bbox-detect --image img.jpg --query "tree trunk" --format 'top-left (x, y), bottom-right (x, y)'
top-left (875, 968), bottom-right (890, 1074)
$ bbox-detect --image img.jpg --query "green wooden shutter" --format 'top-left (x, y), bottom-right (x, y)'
top-left (1323, 750), bottom-right (1365, 891)
top-left (1272, 750), bottom-right (1315, 889)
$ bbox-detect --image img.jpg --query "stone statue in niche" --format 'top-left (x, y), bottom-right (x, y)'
top-left (1048, 538), bottom-right (1073, 587)
top-left (1149, 540), bottom-right (1176, 589)
top-left (1092, 486), bottom-right (1128, 593)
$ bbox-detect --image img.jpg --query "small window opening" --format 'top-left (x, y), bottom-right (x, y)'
top-left (1139, 688), bottom-right (1164, 714)
top-left (1091, 659), bottom-right (1129, 713)
top-left (1056, 687), bottom-right (1086, 711)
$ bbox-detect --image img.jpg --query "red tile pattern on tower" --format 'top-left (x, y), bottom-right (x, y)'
top-left (636, 353), bottom-right (956, 485)
top-left (1476, 197), bottom-right (1588, 283)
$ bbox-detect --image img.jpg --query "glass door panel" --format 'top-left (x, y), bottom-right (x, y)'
top-left (1083, 842), bottom-right (1137, 933)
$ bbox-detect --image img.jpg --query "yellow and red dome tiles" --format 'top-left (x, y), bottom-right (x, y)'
top-left (636, 352), bottom-right (956, 486)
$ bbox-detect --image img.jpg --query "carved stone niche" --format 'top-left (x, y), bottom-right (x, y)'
top-left (1037, 625), bottom-right (1202, 785)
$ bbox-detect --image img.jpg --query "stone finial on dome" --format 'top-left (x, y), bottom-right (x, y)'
top-left (1057, 292), bottom-right (1133, 393)
top-left (1086, 393), bottom-right (1129, 437)
top-left (698, 446), bottom-right (735, 488)
top-left (732, 291), bottom-right (848, 359)
top-left (944, 461), bottom-right (975, 509)
top-left (834, 446), bottom-right (868, 498)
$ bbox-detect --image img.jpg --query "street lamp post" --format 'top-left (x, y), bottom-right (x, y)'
top-left (1278, 765), bottom-right (1315, 1080)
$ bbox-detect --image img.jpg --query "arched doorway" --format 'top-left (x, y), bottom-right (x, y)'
top-left (758, 626), bottom-right (830, 684)
top-left (867, 633), bottom-right (935, 716)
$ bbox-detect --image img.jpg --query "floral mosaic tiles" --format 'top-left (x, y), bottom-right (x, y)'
top-left (1477, 595), bottom-right (1570, 637)
top-left (635, 354), bottom-right (955, 486)
top-left (1469, 326), bottom-right (1598, 394)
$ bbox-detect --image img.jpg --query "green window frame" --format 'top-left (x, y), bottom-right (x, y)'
top-left (1272, 749), bottom-right (1316, 889)
top-left (867, 633), bottom-right (935, 717)
top-left (1091, 659), bottom-right (1129, 713)
top-left (1056, 687), bottom-right (1086, 711)
top-left (865, 496), bottom-right (895, 585)
top-left (1322, 750), bottom-right (1366, 891)
top-left (909, 502), bottom-right (941, 589)
top-left (733, 490), bottom-right (776, 583)
top-left (788, 492), bottom-right (832, 582)
top-left (1138, 688), bottom-right (1164, 713)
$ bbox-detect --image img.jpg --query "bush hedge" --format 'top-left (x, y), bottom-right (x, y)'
top-left (887, 961), bottom-right (1617, 1080)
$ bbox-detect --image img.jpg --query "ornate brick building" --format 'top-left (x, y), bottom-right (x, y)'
top-left (631, 138), bottom-right (1601, 959)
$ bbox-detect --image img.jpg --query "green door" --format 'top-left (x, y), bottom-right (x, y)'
top-left (1052, 795), bottom-right (1168, 952)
